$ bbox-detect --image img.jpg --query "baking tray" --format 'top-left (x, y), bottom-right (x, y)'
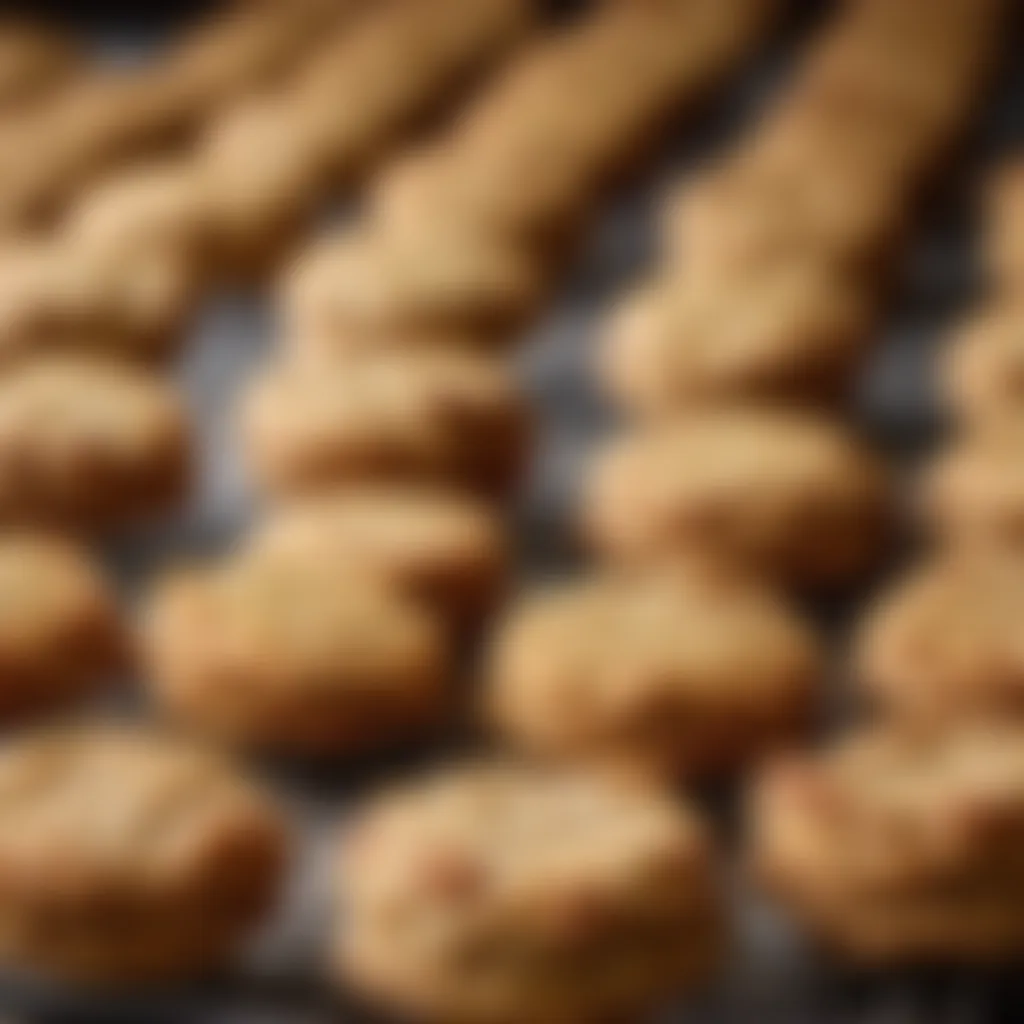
top-left (4, 2), bottom-right (1024, 1021)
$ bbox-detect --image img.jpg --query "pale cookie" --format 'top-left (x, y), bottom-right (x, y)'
top-left (281, 229), bottom-right (545, 349)
top-left (337, 762), bottom-right (720, 1024)
top-left (918, 417), bottom-right (1024, 543)
top-left (143, 550), bottom-right (450, 756)
top-left (752, 723), bottom-right (1024, 963)
top-left (250, 487), bottom-right (508, 625)
top-left (584, 408), bottom-right (888, 586)
top-left (241, 350), bottom-right (529, 498)
top-left (0, 725), bottom-right (286, 983)
top-left (0, 357), bottom-right (190, 532)
top-left (601, 259), bottom-right (873, 413)
top-left (942, 302), bottom-right (1024, 421)
top-left (857, 550), bottom-right (1024, 723)
top-left (0, 534), bottom-right (124, 720)
top-left (486, 563), bottom-right (821, 779)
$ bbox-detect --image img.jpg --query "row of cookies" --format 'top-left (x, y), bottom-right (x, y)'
top-left (0, 0), bottom-right (352, 233)
top-left (728, 28), bottom-right (1024, 966)
top-left (602, 0), bottom-right (1006, 413)
top-left (281, 0), bottom-right (782, 358)
top-left (0, 719), bottom-right (725, 1024)
top-left (850, 157), bottom-right (1024, 728)
top-left (0, 0), bottom-right (535, 370)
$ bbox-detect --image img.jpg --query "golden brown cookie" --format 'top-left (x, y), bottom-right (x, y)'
top-left (65, 161), bottom-right (209, 268)
top-left (0, 240), bottom-right (194, 364)
top-left (662, 156), bottom-right (906, 272)
top-left (918, 417), bottom-right (1024, 543)
top-left (584, 408), bottom-right (888, 587)
top-left (196, 95), bottom-right (330, 280)
top-left (337, 762), bottom-right (720, 1023)
top-left (143, 550), bottom-right (450, 756)
top-left (486, 563), bottom-right (821, 779)
top-left (281, 228), bottom-right (545, 348)
top-left (0, 357), bottom-right (190, 532)
top-left (752, 723), bottom-right (1024, 963)
top-left (942, 302), bottom-right (1024, 421)
top-left (0, 724), bottom-right (286, 983)
top-left (0, 534), bottom-right (124, 720)
top-left (250, 486), bottom-right (508, 625)
top-left (241, 350), bottom-right (529, 498)
top-left (856, 549), bottom-right (1024, 723)
top-left (600, 259), bottom-right (873, 412)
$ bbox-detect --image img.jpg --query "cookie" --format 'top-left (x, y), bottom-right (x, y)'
top-left (65, 161), bottom-right (208, 268)
top-left (143, 550), bottom-right (450, 756)
top-left (600, 259), bottom-right (873, 413)
top-left (337, 762), bottom-right (720, 1023)
top-left (250, 486), bottom-right (508, 625)
top-left (942, 302), bottom-right (1024, 421)
top-left (0, 725), bottom-right (286, 983)
top-left (0, 357), bottom-right (190, 532)
top-left (241, 350), bottom-right (529, 498)
top-left (486, 563), bottom-right (821, 779)
top-left (584, 408), bottom-right (888, 587)
top-left (752, 723), bottom-right (1024, 962)
top-left (196, 96), bottom-right (330, 280)
top-left (918, 417), bottom-right (1024, 543)
top-left (0, 233), bottom-right (195, 364)
top-left (0, 534), bottom-right (124, 720)
top-left (856, 550), bottom-right (1024, 723)
top-left (281, 229), bottom-right (545, 349)
top-left (662, 156), bottom-right (906, 272)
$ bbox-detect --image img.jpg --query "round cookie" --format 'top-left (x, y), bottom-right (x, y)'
top-left (600, 259), bottom-right (873, 413)
top-left (0, 534), bottom-right (124, 720)
top-left (918, 417), bottom-right (1024, 543)
top-left (337, 762), bottom-right (720, 1023)
top-left (281, 229), bottom-right (545, 349)
top-left (250, 486), bottom-right (508, 625)
top-left (65, 161), bottom-right (208, 265)
top-left (0, 357), bottom-right (190, 532)
top-left (486, 564), bottom-right (821, 778)
top-left (197, 95), bottom-right (332, 280)
top-left (0, 240), bottom-right (194, 364)
top-left (143, 550), bottom-right (450, 756)
top-left (241, 350), bottom-right (529, 498)
top-left (941, 303), bottom-right (1024, 422)
top-left (856, 550), bottom-right (1024, 723)
top-left (0, 725), bottom-right (286, 983)
top-left (752, 724), bottom-right (1024, 963)
top-left (584, 408), bottom-right (888, 587)
top-left (663, 156), bottom-right (906, 272)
